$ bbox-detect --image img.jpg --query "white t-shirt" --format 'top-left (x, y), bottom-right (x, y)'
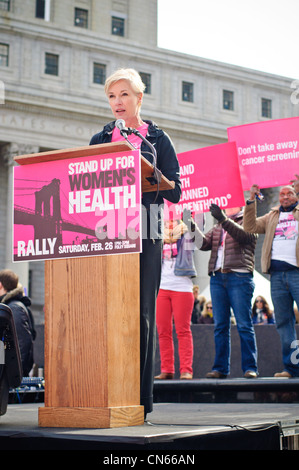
top-left (215, 229), bottom-right (226, 270)
top-left (271, 211), bottom-right (298, 266)
top-left (159, 242), bottom-right (194, 292)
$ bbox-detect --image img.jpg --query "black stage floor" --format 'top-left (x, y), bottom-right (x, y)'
top-left (153, 377), bottom-right (299, 405)
top-left (1, 382), bottom-right (299, 452)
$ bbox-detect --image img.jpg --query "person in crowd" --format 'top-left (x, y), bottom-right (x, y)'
top-left (155, 218), bottom-right (196, 381)
top-left (244, 176), bottom-right (299, 377)
top-left (198, 300), bottom-right (214, 324)
top-left (191, 285), bottom-right (206, 324)
top-left (89, 68), bottom-right (181, 418)
top-left (252, 295), bottom-right (275, 324)
top-left (0, 269), bottom-right (36, 376)
top-left (185, 204), bottom-right (258, 379)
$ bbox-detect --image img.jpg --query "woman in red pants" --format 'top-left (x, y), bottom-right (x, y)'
top-left (155, 218), bottom-right (197, 380)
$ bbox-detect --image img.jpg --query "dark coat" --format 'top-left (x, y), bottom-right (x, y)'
top-left (1, 287), bottom-right (35, 376)
top-left (200, 211), bottom-right (257, 275)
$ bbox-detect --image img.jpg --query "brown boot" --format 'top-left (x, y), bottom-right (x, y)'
top-left (274, 371), bottom-right (292, 378)
top-left (180, 372), bottom-right (193, 380)
top-left (154, 372), bottom-right (174, 379)
top-left (206, 370), bottom-right (227, 379)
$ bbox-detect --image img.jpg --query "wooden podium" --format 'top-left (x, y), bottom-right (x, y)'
top-left (14, 142), bottom-right (174, 429)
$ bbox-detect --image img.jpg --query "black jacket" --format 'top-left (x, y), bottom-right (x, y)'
top-left (198, 211), bottom-right (257, 275)
top-left (0, 287), bottom-right (35, 376)
top-left (90, 120), bottom-right (181, 238)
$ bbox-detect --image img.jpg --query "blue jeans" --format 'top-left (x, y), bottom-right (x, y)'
top-left (210, 271), bottom-right (257, 375)
top-left (270, 270), bottom-right (299, 377)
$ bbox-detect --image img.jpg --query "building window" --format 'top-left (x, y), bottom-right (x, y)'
top-left (261, 98), bottom-right (272, 118)
top-left (0, 43), bottom-right (9, 67)
top-left (74, 8), bottom-right (88, 28)
top-left (112, 16), bottom-right (125, 36)
top-left (139, 72), bottom-right (151, 94)
top-left (0, 0), bottom-right (10, 10)
top-left (182, 81), bottom-right (194, 102)
top-left (45, 52), bottom-right (59, 76)
top-left (36, 0), bottom-right (50, 21)
top-left (36, 0), bottom-right (45, 18)
top-left (93, 63), bottom-right (106, 85)
top-left (223, 90), bottom-right (234, 110)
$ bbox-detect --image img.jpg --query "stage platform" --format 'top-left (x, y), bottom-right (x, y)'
top-left (1, 399), bottom-right (299, 451)
top-left (154, 377), bottom-right (299, 405)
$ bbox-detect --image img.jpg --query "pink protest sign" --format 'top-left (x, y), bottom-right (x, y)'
top-left (227, 117), bottom-right (299, 190)
top-left (165, 142), bottom-right (245, 219)
top-left (13, 150), bottom-right (142, 262)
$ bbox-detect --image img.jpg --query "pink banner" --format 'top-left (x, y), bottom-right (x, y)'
top-left (165, 142), bottom-right (245, 218)
top-left (13, 150), bottom-right (142, 262)
top-left (227, 117), bottom-right (299, 190)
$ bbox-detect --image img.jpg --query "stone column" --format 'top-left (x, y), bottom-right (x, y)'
top-left (2, 143), bottom-right (39, 292)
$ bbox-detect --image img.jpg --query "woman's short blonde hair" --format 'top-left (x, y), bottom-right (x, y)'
top-left (104, 68), bottom-right (146, 96)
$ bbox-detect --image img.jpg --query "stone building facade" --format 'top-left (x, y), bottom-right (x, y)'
top-left (1, 0), bottom-right (298, 323)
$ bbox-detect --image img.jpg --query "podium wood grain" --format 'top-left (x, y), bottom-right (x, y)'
top-left (38, 254), bottom-right (144, 428)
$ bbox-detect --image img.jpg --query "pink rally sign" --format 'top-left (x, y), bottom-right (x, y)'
top-left (165, 142), bottom-right (245, 219)
top-left (13, 150), bottom-right (142, 262)
top-left (228, 117), bottom-right (299, 190)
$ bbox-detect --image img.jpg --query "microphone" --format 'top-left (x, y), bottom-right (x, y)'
top-left (115, 119), bottom-right (130, 137)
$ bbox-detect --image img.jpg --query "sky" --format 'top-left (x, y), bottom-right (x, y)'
top-left (157, 0), bottom-right (298, 79)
